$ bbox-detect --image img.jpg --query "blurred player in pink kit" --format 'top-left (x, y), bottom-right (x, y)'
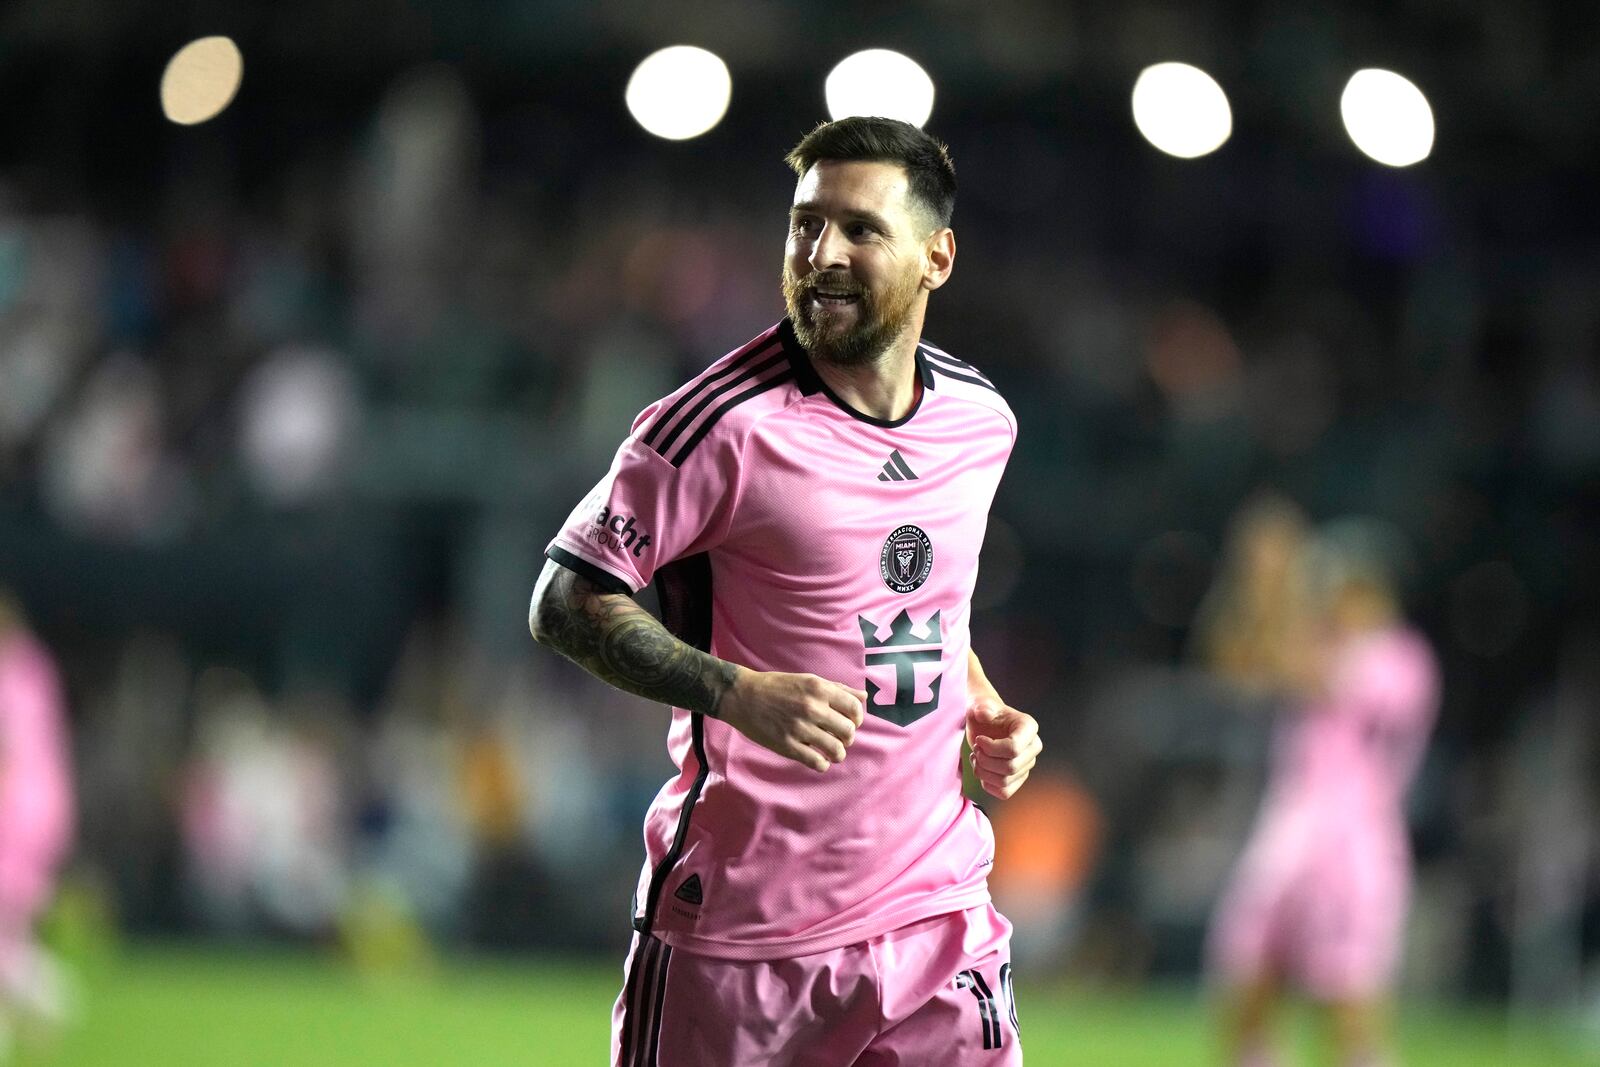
top-left (1204, 517), bottom-right (1439, 1067)
top-left (0, 594), bottom-right (75, 1051)
top-left (530, 117), bottom-right (1042, 1066)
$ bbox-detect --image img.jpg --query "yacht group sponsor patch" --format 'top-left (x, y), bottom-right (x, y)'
top-left (590, 505), bottom-right (652, 557)
top-left (880, 524), bottom-right (933, 593)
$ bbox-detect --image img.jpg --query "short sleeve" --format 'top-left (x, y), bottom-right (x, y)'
top-left (545, 428), bottom-right (740, 595)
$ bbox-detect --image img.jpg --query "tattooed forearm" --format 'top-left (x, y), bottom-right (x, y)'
top-left (530, 561), bottom-right (739, 716)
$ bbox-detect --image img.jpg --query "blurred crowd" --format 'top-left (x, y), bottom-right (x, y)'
top-left (2, 33), bottom-right (1599, 1040)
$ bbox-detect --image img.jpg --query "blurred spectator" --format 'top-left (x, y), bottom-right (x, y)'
top-left (179, 677), bottom-right (348, 937)
top-left (73, 633), bottom-right (189, 933)
top-left (1506, 629), bottom-right (1599, 1016)
top-left (237, 345), bottom-right (361, 507)
top-left (347, 618), bottom-right (475, 949)
top-left (40, 354), bottom-right (194, 541)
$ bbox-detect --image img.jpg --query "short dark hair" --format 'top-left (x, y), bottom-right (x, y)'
top-left (784, 116), bottom-right (956, 231)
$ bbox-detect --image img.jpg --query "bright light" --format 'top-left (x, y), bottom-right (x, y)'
top-left (825, 50), bottom-right (935, 127)
top-left (160, 36), bottom-right (244, 126)
top-left (1130, 62), bottom-right (1232, 159)
top-left (625, 46), bottom-right (732, 141)
top-left (1341, 69), bottom-right (1434, 167)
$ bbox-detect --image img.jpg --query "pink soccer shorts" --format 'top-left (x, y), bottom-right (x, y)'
top-left (612, 903), bottom-right (1023, 1066)
top-left (1209, 829), bottom-right (1410, 1002)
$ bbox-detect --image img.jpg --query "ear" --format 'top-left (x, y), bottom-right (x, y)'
top-left (922, 228), bottom-right (955, 292)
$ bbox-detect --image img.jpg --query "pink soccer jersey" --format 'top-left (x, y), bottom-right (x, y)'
top-left (547, 319), bottom-right (1016, 961)
top-left (1210, 626), bottom-right (1439, 996)
top-left (1265, 626), bottom-right (1439, 827)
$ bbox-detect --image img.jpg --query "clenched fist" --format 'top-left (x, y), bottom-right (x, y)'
top-left (715, 668), bottom-right (868, 773)
top-left (965, 698), bottom-right (1042, 800)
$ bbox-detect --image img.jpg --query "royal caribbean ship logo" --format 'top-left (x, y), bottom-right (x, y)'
top-left (880, 524), bottom-right (933, 593)
top-left (859, 609), bottom-right (943, 726)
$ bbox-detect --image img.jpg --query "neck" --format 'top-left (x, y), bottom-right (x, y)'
top-left (808, 315), bottom-right (925, 422)
top-left (812, 346), bottom-right (920, 421)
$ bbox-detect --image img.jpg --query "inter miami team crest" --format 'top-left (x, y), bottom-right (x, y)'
top-left (880, 524), bottom-right (934, 593)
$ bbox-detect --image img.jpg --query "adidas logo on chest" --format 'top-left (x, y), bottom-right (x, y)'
top-left (876, 449), bottom-right (918, 482)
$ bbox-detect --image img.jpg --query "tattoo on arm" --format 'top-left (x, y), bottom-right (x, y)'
top-left (531, 564), bottom-right (739, 716)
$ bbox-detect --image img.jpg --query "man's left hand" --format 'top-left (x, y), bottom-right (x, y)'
top-left (965, 699), bottom-right (1042, 800)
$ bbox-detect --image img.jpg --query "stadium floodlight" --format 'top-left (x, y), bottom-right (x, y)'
top-left (1130, 62), bottom-right (1232, 159)
top-left (1341, 68), bottom-right (1434, 167)
top-left (824, 50), bottom-right (935, 127)
top-left (626, 46), bottom-right (732, 141)
top-left (160, 36), bottom-right (244, 126)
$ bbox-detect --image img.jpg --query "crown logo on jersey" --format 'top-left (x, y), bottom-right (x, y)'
top-left (858, 609), bottom-right (944, 727)
top-left (859, 609), bottom-right (942, 649)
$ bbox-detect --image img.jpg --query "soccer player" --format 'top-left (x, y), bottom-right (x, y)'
top-left (0, 594), bottom-right (75, 1052)
top-left (1205, 525), bottom-right (1439, 1067)
top-left (529, 116), bottom-right (1042, 1066)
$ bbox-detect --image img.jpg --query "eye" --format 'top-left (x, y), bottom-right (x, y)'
top-left (790, 216), bottom-right (820, 237)
top-left (847, 221), bottom-right (876, 239)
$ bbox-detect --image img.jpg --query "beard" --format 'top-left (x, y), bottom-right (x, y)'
top-left (782, 264), bottom-right (922, 367)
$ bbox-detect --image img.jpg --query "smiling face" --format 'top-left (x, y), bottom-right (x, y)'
top-left (781, 159), bottom-right (945, 367)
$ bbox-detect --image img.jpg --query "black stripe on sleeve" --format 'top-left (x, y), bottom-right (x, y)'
top-left (665, 370), bottom-right (794, 467)
top-left (546, 547), bottom-right (633, 594)
top-left (921, 348), bottom-right (992, 385)
top-left (640, 342), bottom-right (777, 450)
top-left (921, 348), bottom-right (979, 374)
top-left (927, 362), bottom-right (1001, 394)
top-left (652, 352), bottom-right (788, 459)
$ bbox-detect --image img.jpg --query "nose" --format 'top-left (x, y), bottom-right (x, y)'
top-left (808, 222), bottom-right (849, 272)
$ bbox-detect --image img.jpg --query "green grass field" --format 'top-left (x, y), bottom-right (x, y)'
top-left (15, 945), bottom-right (1598, 1066)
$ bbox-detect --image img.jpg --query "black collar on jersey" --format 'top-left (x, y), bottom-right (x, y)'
top-left (778, 317), bottom-right (936, 429)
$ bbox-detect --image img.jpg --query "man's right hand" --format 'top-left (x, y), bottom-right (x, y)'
top-left (713, 669), bottom-right (867, 772)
